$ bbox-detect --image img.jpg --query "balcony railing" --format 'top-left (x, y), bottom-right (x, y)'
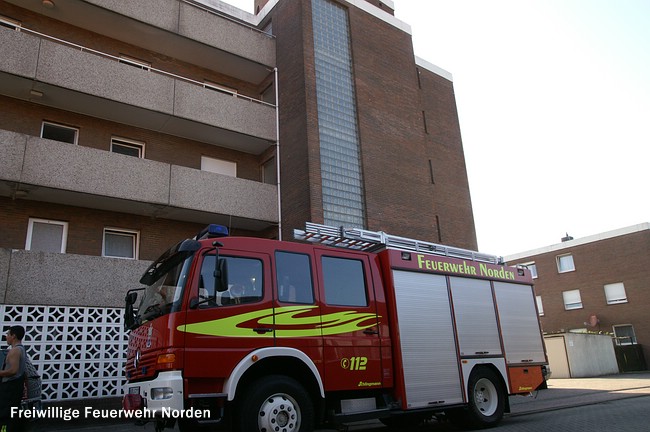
top-left (19, 26), bottom-right (275, 109)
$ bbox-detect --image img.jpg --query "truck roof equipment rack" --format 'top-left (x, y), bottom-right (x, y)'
top-left (294, 222), bottom-right (502, 264)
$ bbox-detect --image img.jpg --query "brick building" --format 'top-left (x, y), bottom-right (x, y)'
top-left (505, 223), bottom-right (650, 370)
top-left (0, 0), bottom-right (476, 402)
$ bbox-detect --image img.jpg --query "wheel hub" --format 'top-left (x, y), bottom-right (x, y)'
top-left (474, 378), bottom-right (497, 415)
top-left (258, 394), bottom-right (300, 432)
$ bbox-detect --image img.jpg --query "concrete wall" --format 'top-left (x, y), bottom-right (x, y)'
top-left (1, 248), bottom-right (151, 307)
top-left (0, 25), bottom-right (40, 77)
top-left (545, 333), bottom-right (619, 378)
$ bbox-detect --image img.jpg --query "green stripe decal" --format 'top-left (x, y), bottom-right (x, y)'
top-left (178, 306), bottom-right (378, 338)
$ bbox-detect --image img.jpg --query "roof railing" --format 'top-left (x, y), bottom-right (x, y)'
top-left (294, 222), bottom-right (503, 264)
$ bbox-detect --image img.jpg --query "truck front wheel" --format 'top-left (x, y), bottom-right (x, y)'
top-left (237, 375), bottom-right (314, 432)
top-left (466, 367), bottom-right (505, 428)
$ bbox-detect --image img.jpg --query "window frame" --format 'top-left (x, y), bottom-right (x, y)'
top-left (25, 218), bottom-right (68, 253)
top-left (562, 289), bottom-right (583, 310)
top-left (321, 255), bottom-right (368, 307)
top-left (275, 251), bottom-right (315, 304)
top-left (535, 295), bottom-right (544, 316)
top-left (262, 156), bottom-right (277, 185)
top-left (604, 282), bottom-right (627, 305)
top-left (110, 137), bottom-right (145, 158)
top-left (556, 254), bottom-right (575, 273)
top-left (613, 324), bottom-right (637, 345)
top-left (521, 261), bottom-right (538, 279)
top-left (201, 156), bottom-right (237, 177)
top-left (102, 228), bottom-right (139, 259)
top-left (41, 121), bottom-right (79, 145)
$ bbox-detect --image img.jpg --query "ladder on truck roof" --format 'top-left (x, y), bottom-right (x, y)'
top-left (294, 222), bottom-right (503, 265)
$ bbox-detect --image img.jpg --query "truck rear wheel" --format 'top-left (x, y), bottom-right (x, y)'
top-left (466, 367), bottom-right (505, 428)
top-left (237, 375), bottom-right (314, 432)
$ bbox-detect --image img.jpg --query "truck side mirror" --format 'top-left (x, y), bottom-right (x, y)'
top-left (124, 290), bottom-right (140, 330)
top-left (215, 258), bottom-right (229, 292)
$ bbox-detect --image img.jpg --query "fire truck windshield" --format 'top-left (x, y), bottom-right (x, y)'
top-left (134, 253), bottom-right (194, 325)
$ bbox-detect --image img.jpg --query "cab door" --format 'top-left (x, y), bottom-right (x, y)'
top-left (181, 250), bottom-right (274, 391)
top-left (315, 248), bottom-right (383, 391)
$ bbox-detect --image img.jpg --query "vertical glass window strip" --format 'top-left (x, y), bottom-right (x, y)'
top-left (312, 0), bottom-right (365, 228)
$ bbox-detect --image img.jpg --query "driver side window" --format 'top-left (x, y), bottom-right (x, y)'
top-left (199, 255), bottom-right (263, 307)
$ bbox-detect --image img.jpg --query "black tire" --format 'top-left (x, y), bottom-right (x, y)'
top-left (465, 367), bottom-right (505, 429)
top-left (237, 375), bottom-right (314, 432)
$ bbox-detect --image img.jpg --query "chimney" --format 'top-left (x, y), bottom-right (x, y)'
top-left (364, 0), bottom-right (395, 15)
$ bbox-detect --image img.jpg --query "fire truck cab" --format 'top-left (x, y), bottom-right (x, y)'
top-left (122, 223), bottom-right (547, 431)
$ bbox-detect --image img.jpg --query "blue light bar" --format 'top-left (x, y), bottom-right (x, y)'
top-left (196, 224), bottom-right (229, 240)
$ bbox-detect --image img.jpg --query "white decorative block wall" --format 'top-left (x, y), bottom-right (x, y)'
top-left (1, 305), bottom-right (128, 401)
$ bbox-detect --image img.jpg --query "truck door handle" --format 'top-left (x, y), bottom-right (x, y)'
top-left (363, 328), bottom-right (379, 335)
top-left (253, 327), bottom-right (273, 334)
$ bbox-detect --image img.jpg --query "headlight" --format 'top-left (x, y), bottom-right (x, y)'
top-left (151, 387), bottom-right (174, 400)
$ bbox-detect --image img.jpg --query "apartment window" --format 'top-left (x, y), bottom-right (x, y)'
top-left (535, 295), bottom-right (544, 316)
top-left (118, 55), bottom-right (150, 70)
top-left (0, 15), bottom-right (21, 30)
top-left (262, 157), bottom-right (277, 185)
top-left (204, 80), bottom-right (237, 96)
top-left (103, 228), bottom-right (139, 259)
top-left (26, 218), bottom-right (68, 253)
top-left (562, 289), bottom-right (583, 310)
top-left (41, 121), bottom-right (78, 144)
top-left (322, 256), bottom-right (367, 307)
top-left (201, 156), bottom-right (237, 177)
top-left (522, 262), bottom-right (538, 278)
top-left (111, 137), bottom-right (145, 158)
top-left (557, 254), bottom-right (575, 273)
top-left (613, 325), bottom-right (637, 345)
top-left (604, 282), bottom-right (627, 305)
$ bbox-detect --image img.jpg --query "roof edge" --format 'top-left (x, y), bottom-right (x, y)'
top-left (415, 56), bottom-right (453, 81)
top-left (505, 222), bottom-right (650, 262)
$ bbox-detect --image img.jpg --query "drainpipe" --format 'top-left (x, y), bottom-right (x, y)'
top-left (274, 67), bottom-right (282, 240)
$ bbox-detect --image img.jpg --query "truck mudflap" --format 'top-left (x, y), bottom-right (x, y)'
top-left (123, 370), bottom-right (184, 414)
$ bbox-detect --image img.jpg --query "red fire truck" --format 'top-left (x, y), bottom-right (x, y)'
top-left (122, 223), bottom-right (547, 431)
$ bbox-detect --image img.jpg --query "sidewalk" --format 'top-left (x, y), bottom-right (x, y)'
top-left (508, 371), bottom-right (650, 415)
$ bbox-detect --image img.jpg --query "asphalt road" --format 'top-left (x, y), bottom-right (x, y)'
top-left (27, 372), bottom-right (650, 432)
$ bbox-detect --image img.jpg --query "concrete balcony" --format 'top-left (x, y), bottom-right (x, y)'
top-left (4, 0), bottom-right (275, 84)
top-left (0, 27), bottom-right (276, 154)
top-left (0, 130), bottom-right (279, 230)
top-left (0, 248), bottom-right (151, 308)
